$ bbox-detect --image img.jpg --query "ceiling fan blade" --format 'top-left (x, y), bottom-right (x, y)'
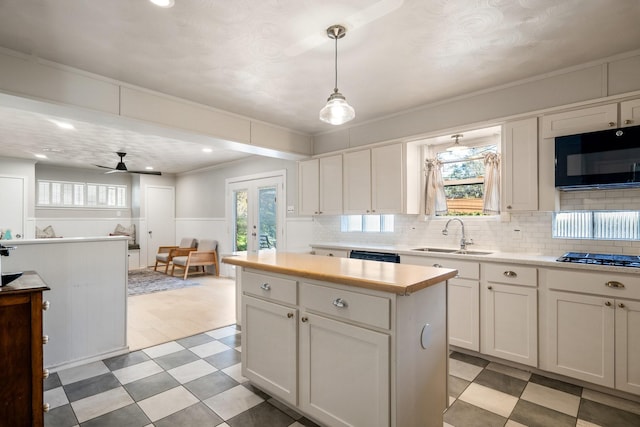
top-left (128, 170), bottom-right (162, 176)
top-left (94, 164), bottom-right (115, 170)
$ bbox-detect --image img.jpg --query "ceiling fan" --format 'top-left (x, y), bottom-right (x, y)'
top-left (94, 152), bottom-right (162, 175)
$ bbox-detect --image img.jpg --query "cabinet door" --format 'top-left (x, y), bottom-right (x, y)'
top-left (300, 313), bottom-right (389, 427)
top-left (621, 98), bottom-right (640, 127)
top-left (319, 155), bottom-right (343, 215)
top-left (448, 278), bottom-right (479, 351)
top-left (541, 104), bottom-right (618, 138)
top-left (343, 149), bottom-right (372, 214)
top-left (371, 143), bottom-right (403, 214)
top-left (482, 283), bottom-right (537, 366)
top-left (242, 295), bottom-right (298, 405)
top-left (299, 159), bottom-right (319, 215)
top-left (547, 291), bottom-right (614, 387)
top-left (615, 299), bottom-right (640, 394)
top-left (503, 118), bottom-right (538, 211)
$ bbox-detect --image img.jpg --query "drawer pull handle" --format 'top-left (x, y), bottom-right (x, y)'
top-left (625, 119), bottom-right (633, 125)
top-left (618, 303), bottom-right (625, 309)
top-left (43, 369), bottom-right (50, 379)
top-left (332, 298), bottom-right (348, 308)
top-left (488, 286), bottom-right (493, 290)
top-left (42, 335), bottom-right (49, 345)
top-left (503, 271), bottom-right (517, 278)
top-left (42, 301), bottom-right (51, 311)
top-left (287, 312), bottom-right (294, 318)
top-left (605, 281), bottom-right (625, 289)
top-left (433, 263), bottom-right (442, 268)
top-left (260, 283), bottom-right (271, 291)
top-left (605, 301), bottom-right (612, 307)
top-left (608, 121), bottom-right (616, 127)
top-left (328, 253), bottom-right (334, 257)
top-left (301, 317), bottom-right (308, 323)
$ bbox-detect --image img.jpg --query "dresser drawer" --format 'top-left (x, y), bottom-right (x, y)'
top-left (300, 282), bottom-right (390, 330)
top-left (484, 263), bottom-right (537, 287)
top-left (243, 270), bottom-right (297, 305)
top-left (545, 269), bottom-right (640, 299)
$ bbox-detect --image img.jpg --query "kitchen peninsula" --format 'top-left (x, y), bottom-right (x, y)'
top-left (223, 252), bottom-right (457, 427)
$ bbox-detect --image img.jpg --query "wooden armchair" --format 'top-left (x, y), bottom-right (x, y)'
top-left (154, 237), bottom-right (197, 273)
top-left (171, 239), bottom-right (219, 279)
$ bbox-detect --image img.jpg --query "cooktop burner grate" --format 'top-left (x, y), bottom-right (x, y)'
top-left (557, 252), bottom-right (640, 268)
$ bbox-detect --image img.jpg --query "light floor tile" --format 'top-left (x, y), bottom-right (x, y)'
top-left (44, 386), bottom-right (69, 409)
top-left (521, 382), bottom-right (581, 417)
top-left (113, 360), bottom-right (163, 385)
top-left (449, 358), bottom-right (484, 382)
top-left (485, 362), bottom-right (532, 382)
top-left (190, 340), bottom-right (232, 358)
top-left (222, 363), bottom-right (248, 383)
top-left (142, 341), bottom-right (185, 359)
top-left (203, 384), bottom-right (263, 420)
top-left (443, 423), bottom-right (455, 427)
top-left (57, 361), bottom-right (109, 385)
top-left (137, 386), bottom-right (199, 422)
top-left (577, 420), bottom-right (602, 427)
top-left (582, 388), bottom-right (640, 416)
top-left (168, 359), bottom-right (218, 384)
top-left (505, 420), bottom-right (528, 427)
top-left (71, 387), bottom-right (133, 423)
top-left (206, 326), bottom-right (239, 339)
top-left (449, 396), bottom-right (456, 406)
top-left (459, 383), bottom-right (518, 418)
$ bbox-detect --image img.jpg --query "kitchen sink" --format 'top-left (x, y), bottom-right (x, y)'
top-left (411, 247), bottom-right (493, 256)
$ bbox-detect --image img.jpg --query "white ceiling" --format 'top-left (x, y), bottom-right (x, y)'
top-left (0, 0), bottom-right (639, 173)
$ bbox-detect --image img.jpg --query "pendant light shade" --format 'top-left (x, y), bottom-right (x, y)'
top-left (319, 25), bottom-right (355, 125)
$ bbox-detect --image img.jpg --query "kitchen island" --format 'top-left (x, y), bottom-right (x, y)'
top-left (223, 252), bottom-right (457, 427)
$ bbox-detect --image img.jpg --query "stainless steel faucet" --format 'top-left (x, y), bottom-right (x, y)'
top-left (442, 218), bottom-right (474, 251)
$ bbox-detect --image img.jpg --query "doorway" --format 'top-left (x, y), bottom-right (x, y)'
top-left (146, 185), bottom-right (175, 267)
top-left (0, 175), bottom-right (26, 239)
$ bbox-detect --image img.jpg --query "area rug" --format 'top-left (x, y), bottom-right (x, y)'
top-left (128, 269), bottom-right (200, 296)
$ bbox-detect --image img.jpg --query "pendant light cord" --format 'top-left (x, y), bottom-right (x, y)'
top-left (333, 30), bottom-right (339, 93)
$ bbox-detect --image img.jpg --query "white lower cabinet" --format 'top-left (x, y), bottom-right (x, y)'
top-left (299, 312), bottom-right (389, 427)
top-left (615, 299), bottom-right (640, 394)
top-left (448, 278), bottom-right (479, 351)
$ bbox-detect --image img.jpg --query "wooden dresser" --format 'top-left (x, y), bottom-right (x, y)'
top-left (0, 271), bottom-right (50, 427)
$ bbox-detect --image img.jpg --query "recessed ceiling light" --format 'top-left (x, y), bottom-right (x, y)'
top-left (145, 166), bottom-right (154, 170)
top-left (48, 119), bottom-right (75, 130)
top-left (35, 154), bottom-right (47, 159)
top-left (150, 0), bottom-right (175, 8)
top-left (202, 148), bottom-right (213, 153)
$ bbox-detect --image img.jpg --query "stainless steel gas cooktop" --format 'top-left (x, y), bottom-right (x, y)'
top-left (557, 252), bottom-right (640, 268)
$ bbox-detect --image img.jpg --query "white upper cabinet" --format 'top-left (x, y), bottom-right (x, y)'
top-left (298, 155), bottom-right (343, 215)
top-left (298, 158), bottom-right (319, 216)
top-left (343, 143), bottom-right (404, 214)
top-left (621, 98), bottom-right (640, 127)
top-left (503, 117), bottom-right (538, 212)
top-left (541, 104), bottom-right (618, 138)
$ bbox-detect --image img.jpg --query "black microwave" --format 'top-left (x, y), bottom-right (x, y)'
top-left (555, 124), bottom-right (640, 190)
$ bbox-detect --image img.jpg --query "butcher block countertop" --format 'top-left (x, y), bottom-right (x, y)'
top-left (222, 252), bottom-right (457, 295)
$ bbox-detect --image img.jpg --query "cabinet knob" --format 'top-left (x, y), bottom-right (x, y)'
top-left (319, 211), bottom-right (323, 214)
top-left (625, 119), bottom-right (633, 125)
top-left (488, 286), bottom-right (493, 290)
top-left (42, 300), bottom-right (51, 311)
top-left (301, 317), bottom-right (309, 323)
top-left (332, 298), bottom-right (348, 308)
top-left (433, 263), bottom-right (442, 268)
top-left (42, 335), bottom-right (49, 345)
top-left (605, 281), bottom-right (625, 289)
top-left (328, 253), bottom-right (334, 257)
top-left (287, 312), bottom-right (294, 318)
top-left (506, 205), bottom-right (512, 209)
top-left (260, 283), bottom-right (271, 291)
top-left (503, 271), bottom-right (517, 278)
top-left (605, 301), bottom-right (612, 307)
top-left (608, 121), bottom-right (616, 127)
top-left (618, 303), bottom-right (625, 309)
top-left (43, 369), bottom-right (50, 379)
top-left (43, 403), bottom-right (50, 413)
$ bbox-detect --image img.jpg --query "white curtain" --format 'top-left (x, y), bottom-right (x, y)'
top-left (424, 159), bottom-right (448, 216)
top-left (483, 152), bottom-right (500, 215)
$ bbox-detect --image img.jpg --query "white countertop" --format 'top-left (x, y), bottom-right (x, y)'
top-left (2, 235), bottom-right (130, 245)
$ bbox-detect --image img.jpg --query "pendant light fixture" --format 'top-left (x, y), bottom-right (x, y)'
top-left (446, 134), bottom-right (468, 151)
top-left (319, 25), bottom-right (355, 125)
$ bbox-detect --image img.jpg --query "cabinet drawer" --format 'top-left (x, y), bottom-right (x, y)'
top-left (300, 282), bottom-right (390, 330)
top-left (243, 271), bottom-right (297, 305)
top-left (313, 248), bottom-right (349, 258)
top-left (403, 256), bottom-right (479, 280)
top-left (545, 269), bottom-right (640, 299)
top-left (484, 263), bottom-right (537, 287)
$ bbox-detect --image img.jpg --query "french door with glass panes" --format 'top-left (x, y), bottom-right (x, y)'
top-left (228, 173), bottom-right (284, 254)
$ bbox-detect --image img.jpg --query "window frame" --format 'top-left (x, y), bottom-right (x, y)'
top-left (37, 179), bottom-right (129, 209)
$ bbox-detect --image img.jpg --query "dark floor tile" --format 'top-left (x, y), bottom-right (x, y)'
top-left (176, 333), bottom-right (216, 349)
top-left (154, 348), bottom-right (200, 370)
top-left (103, 350), bottom-right (150, 371)
top-left (124, 371), bottom-right (180, 401)
top-left (296, 417), bottom-right (322, 427)
top-left (204, 348), bottom-right (241, 369)
top-left (443, 399), bottom-right (506, 427)
top-left (510, 399), bottom-right (576, 427)
top-left (218, 333), bottom-right (241, 348)
top-left (267, 397), bottom-right (303, 420)
top-left (448, 375), bottom-right (470, 399)
top-left (578, 397), bottom-right (640, 426)
top-left (64, 372), bottom-right (121, 402)
top-left (473, 368), bottom-right (527, 397)
top-left (184, 371), bottom-right (239, 400)
top-left (529, 373), bottom-right (582, 396)
top-left (449, 351), bottom-right (490, 368)
top-left (242, 382), bottom-right (272, 400)
top-left (227, 401), bottom-right (295, 427)
top-left (80, 403), bottom-right (150, 427)
top-left (45, 403), bottom-right (78, 427)
top-left (154, 402), bottom-right (223, 427)
top-left (44, 372), bottom-right (62, 391)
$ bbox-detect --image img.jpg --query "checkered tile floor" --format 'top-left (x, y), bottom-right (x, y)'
top-left (44, 325), bottom-right (640, 426)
